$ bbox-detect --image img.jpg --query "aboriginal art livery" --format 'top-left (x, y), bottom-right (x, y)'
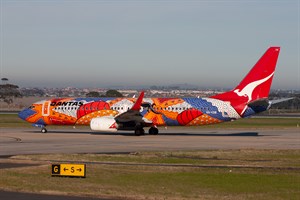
top-left (19, 47), bottom-right (281, 135)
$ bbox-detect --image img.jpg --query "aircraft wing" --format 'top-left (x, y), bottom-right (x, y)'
top-left (115, 91), bottom-right (151, 126)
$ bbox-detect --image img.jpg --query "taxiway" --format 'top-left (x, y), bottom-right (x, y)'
top-left (1, 127), bottom-right (299, 156)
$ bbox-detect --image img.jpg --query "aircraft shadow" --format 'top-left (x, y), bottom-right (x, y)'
top-left (156, 132), bottom-right (259, 137)
top-left (27, 130), bottom-right (259, 137)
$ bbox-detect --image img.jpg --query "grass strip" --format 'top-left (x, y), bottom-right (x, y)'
top-left (0, 149), bottom-right (299, 200)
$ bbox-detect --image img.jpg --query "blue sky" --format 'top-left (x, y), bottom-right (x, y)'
top-left (1, 0), bottom-right (299, 89)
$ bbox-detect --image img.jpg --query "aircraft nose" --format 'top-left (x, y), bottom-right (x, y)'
top-left (18, 108), bottom-right (36, 121)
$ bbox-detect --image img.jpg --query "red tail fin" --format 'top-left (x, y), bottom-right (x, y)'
top-left (212, 47), bottom-right (280, 116)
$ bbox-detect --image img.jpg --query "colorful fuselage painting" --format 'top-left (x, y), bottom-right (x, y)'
top-left (19, 96), bottom-right (259, 127)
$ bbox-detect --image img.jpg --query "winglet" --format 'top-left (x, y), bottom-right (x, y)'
top-left (131, 91), bottom-right (144, 111)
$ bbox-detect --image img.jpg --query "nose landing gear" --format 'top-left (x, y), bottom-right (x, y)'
top-left (41, 127), bottom-right (48, 133)
top-left (32, 124), bottom-right (48, 133)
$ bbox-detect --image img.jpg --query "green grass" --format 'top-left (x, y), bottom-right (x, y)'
top-left (0, 114), bottom-right (31, 127)
top-left (180, 117), bottom-right (300, 129)
top-left (1, 150), bottom-right (300, 199)
top-left (217, 117), bottom-right (300, 128)
top-left (15, 149), bottom-right (300, 168)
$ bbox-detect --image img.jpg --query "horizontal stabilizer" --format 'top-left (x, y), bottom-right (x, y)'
top-left (247, 98), bottom-right (270, 108)
top-left (269, 98), bottom-right (294, 105)
top-left (247, 98), bottom-right (271, 113)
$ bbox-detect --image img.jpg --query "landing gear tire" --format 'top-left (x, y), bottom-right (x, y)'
top-left (149, 127), bottom-right (159, 135)
top-left (41, 128), bottom-right (47, 133)
top-left (134, 127), bottom-right (145, 136)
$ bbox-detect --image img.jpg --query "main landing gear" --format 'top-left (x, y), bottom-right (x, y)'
top-left (134, 125), bottom-right (145, 136)
top-left (148, 127), bottom-right (159, 135)
top-left (134, 126), bottom-right (159, 136)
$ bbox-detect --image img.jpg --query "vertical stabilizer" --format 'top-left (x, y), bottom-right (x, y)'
top-left (212, 47), bottom-right (280, 116)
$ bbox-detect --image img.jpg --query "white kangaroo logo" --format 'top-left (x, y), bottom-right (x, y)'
top-left (234, 72), bottom-right (274, 103)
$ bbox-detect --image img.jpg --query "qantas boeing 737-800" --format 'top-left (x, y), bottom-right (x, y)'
top-left (19, 47), bottom-right (284, 135)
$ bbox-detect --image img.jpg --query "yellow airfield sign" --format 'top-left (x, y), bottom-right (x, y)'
top-left (51, 163), bottom-right (86, 178)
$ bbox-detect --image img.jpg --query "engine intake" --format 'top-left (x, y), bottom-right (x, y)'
top-left (90, 116), bottom-right (118, 132)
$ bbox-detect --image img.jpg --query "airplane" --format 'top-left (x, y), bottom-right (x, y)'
top-left (19, 47), bottom-right (283, 136)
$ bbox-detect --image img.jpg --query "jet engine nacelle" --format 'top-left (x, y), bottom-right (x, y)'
top-left (90, 116), bottom-right (118, 132)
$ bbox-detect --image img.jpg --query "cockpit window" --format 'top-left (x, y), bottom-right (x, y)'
top-left (29, 105), bottom-right (35, 109)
